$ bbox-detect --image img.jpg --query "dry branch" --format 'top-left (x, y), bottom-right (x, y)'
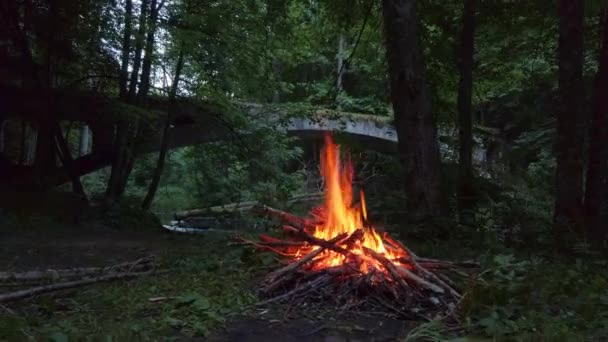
top-left (262, 233), bottom-right (348, 293)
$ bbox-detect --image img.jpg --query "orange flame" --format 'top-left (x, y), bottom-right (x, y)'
top-left (303, 134), bottom-right (408, 273)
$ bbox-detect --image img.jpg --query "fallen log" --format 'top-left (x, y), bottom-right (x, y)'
top-left (175, 200), bottom-right (258, 220)
top-left (0, 258), bottom-right (154, 284)
top-left (254, 205), bottom-right (316, 230)
top-left (0, 271), bottom-right (155, 303)
top-left (175, 192), bottom-right (323, 220)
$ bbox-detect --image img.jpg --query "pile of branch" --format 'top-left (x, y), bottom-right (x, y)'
top-left (237, 206), bottom-right (478, 319)
top-left (0, 256), bottom-right (158, 303)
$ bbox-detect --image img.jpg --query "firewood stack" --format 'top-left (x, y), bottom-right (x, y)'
top-left (236, 205), bottom-right (478, 319)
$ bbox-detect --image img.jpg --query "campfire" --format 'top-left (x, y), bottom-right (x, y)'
top-left (239, 134), bottom-right (476, 318)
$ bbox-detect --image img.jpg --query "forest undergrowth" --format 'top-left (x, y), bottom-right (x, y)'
top-left (1, 181), bottom-right (607, 341)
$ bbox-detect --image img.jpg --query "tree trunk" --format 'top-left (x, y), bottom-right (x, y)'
top-left (584, 9), bottom-right (608, 244)
top-left (0, 120), bottom-right (5, 153)
top-left (336, 33), bottom-right (345, 93)
top-left (79, 124), bottom-right (89, 157)
top-left (19, 120), bottom-right (27, 165)
top-left (90, 123), bottom-right (113, 152)
top-left (105, 121), bottom-right (130, 200)
top-left (142, 47), bottom-right (185, 210)
top-left (457, 0), bottom-right (476, 225)
top-left (137, 0), bottom-right (163, 101)
top-left (107, 0), bottom-right (150, 201)
top-left (382, 0), bottom-right (442, 220)
top-left (272, 57), bottom-right (281, 103)
top-left (54, 122), bottom-right (87, 198)
top-left (119, 0), bottom-right (133, 99)
top-left (32, 119), bottom-right (56, 189)
top-left (25, 123), bottom-right (36, 165)
top-left (554, 0), bottom-right (585, 238)
top-left (127, 0), bottom-right (149, 100)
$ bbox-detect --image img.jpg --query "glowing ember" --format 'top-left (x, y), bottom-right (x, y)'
top-left (300, 134), bottom-right (408, 273)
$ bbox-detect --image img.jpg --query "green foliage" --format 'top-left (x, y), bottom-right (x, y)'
top-left (463, 254), bottom-right (608, 340)
top-left (187, 128), bottom-right (305, 208)
top-left (402, 320), bottom-right (450, 342)
top-left (462, 124), bottom-right (556, 249)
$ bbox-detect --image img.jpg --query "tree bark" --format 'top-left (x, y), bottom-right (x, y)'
top-left (127, 0), bottom-right (149, 100)
top-left (142, 47), bottom-right (185, 210)
top-left (137, 0), bottom-right (163, 101)
top-left (382, 0), bottom-right (442, 220)
top-left (584, 9), bottom-right (608, 244)
top-left (119, 0), bottom-right (133, 99)
top-left (554, 0), bottom-right (585, 237)
top-left (457, 0), bottom-right (476, 224)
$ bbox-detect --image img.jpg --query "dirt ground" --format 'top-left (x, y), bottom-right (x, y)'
top-left (209, 316), bottom-right (412, 342)
top-left (0, 224), bottom-right (414, 341)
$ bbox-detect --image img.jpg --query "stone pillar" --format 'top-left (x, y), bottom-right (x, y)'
top-left (79, 124), bottom-right (90, 156)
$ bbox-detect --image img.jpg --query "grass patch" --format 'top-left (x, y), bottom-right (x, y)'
top-left (0, 233), bottom-right (270, 341)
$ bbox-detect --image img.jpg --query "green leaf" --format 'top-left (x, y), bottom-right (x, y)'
top-left (48, 332), bottom-right (69, 342)
top-left (176, 293), bottom-right (211, 311)
top-left (164, 317), bottom-right (184, 327)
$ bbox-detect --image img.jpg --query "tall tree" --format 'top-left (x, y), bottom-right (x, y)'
top-left (119, 0), bottom-right (133, 99)
top-left (584, 8), bottom-right (608, 243)
top-left (457, 0), bottom-right (476, 224)
top-left (107, 0), bottom-right (148, 200)
top-left (138, 0), bottom-right (163, 100)
top-left (382, 0), bottom-right (442, 219)
top-left (128, 0), bottom-right (149, 99)
top-left (142, 46), bottom-right (185, 210)
top-left (554, 0), bottom-right (585, 237)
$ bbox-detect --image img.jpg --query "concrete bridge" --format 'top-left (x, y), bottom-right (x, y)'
top-left (151, 104), bottom-right (490, 166)
top-left (0, 89), bottom-right (494, 186)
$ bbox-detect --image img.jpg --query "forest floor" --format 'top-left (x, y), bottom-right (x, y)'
top-left (3, 216), bottom-right (608, 341)
top-left (0, 221), bottom-right (419, 341)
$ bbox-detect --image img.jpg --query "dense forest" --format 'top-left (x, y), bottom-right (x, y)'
top-left (0, 0), bottom-right (607, 340)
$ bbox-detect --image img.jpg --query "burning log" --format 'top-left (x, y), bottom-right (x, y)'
top-left (236, 135), bottom-right (478, 319)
